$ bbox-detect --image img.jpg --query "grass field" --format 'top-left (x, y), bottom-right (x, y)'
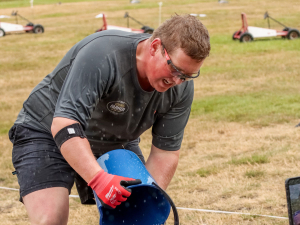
top-left (1, 0), bottom-right (300, 224)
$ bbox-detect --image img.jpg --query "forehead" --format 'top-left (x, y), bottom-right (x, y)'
top-left (169, 48), bottom-right (204, 73)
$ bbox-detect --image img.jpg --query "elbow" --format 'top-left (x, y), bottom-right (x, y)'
top-left (51, 118), bottom-right (59, 137)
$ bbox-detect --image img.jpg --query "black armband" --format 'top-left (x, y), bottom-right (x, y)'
top-left (54, 123), bottom-right (87, 149)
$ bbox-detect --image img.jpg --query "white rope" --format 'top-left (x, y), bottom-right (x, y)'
top-left (176, 207), bottom-right (288, 219)
top-left (69, 195), bottom-right (80, 198)
top-left (0, 186), bottom-right (288, 219)
top-left (0, 186), bottom-right (19, 191)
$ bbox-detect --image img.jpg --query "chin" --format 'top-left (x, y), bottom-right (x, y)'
top-left (150, 79), bottom-right (172, 92)
top-left (154, 85), bottom-right (170, 93)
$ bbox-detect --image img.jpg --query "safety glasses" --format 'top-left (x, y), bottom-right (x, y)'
top-left (162, 44), bottom-right (200, 81)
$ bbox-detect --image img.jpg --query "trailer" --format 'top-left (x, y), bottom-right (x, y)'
top-left (233, 12), bottom-right (299, 42)
top-left (95, 12), bottom-right (154, 34)
top-left (0, 11), bottom-right (44, 37)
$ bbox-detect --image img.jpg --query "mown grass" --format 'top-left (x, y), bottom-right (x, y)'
top-left (211, 35), bottom-right (300, 53)
top-left (191, 154), bottom-right (269, 178)
top-left (0, 0), bottom-right (215, 9)
top-left (196, 166), bottom-right (220, 177)
top-left (245, 170), bottom-right (265, 178)
top-left (230, 154), bottom-right (270, 166)
top-left (39, 12), bottom-right (76, 18)
top-left (191, 93), bottom-right (300, 126)
top-left (0, 0), bottom-right (108, 8)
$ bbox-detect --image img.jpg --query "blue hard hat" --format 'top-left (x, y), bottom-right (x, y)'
top-left (93, 149), bottom-right (179, 225)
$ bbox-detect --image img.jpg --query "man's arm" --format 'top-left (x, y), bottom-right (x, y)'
top-left (145, 144), bottom-right (180, 190)
top-left (51, 117), bottom-right (101, 182)
top-left (51, 117), bottom-right (141, 208)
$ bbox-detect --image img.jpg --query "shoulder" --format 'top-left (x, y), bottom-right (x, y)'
top-left (157, 81), bottom-right (194, 110)
top-left (170, 81), bottom-right (194, 99)
top-left (72, 30), bottom-right (150, 59)
top-left (79, 30), bottom-right (150, 48)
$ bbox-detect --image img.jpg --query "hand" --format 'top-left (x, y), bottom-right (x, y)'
top-left (88, 170), bottom-right (141, 209)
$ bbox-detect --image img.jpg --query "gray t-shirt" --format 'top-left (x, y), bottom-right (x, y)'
top-left (15, 30), bottom-right (194, 153)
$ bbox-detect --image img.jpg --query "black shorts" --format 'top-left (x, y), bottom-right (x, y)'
top-left (9, 124), bottom-right (145, 204)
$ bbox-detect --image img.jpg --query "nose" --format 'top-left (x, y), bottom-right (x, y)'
top-left (172, 76), bottom-right (184, 85)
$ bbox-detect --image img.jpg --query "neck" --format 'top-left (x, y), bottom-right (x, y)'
top-left (136, 39), bottom-right (154, 92)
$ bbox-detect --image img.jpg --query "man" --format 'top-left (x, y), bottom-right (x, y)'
top-left (9, 14), bottom-right (210, 224)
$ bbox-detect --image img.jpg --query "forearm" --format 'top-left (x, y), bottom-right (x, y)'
top-left (51, 117), bottom-right (102, 183)
top-left (60, 137), bottom-right (102, 182)
top-left (145, 145), bottom-right (179, 190)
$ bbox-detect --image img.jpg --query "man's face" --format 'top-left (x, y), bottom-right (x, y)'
top-left (147, 42), bottom-right (204, 93)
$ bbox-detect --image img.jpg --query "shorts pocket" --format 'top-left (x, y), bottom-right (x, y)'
top-left (8, 124), bottom-right (17, 143)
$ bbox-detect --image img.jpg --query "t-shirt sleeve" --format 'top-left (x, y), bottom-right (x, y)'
top-left (53, 43), bottom-right (113, 129)
top-left (152, 81), bottom-right (194, 151)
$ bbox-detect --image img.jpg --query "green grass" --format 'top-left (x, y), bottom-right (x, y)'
top-left (230, 154), bottom-right (270, 166)
top-left (245, 170), bottom-right (265, 178)
top-left (39, 12), bottom-right (76, 18)
top-left (0, 0), bottom-right (215, 9)
top-left (0, 122), bottom-right (12, 135)
top-left (0, 102), bottom-right (12, 111)
top-left (0, 0), bottom-right (109, 8)
top-left (196, 166), bottom-right (219, 177)
top-left (192, 154), bottom-right (269, 178)
top-left (211, 35), bottom-right (300, 53)
top-left (191, 93), bottom-right (300, 126)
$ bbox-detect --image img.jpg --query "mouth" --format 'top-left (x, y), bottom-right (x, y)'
top-left (163, 78), bottom-right (173, 86)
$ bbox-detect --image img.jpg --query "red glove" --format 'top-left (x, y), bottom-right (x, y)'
top-left (88, 170), bottom-right (141, 209)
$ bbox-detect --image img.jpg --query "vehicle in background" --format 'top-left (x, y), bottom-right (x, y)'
top-left (95, 12), bottom-right (154, 34)
top-left (233, 12), bottom-right (300, 42)
top-left (0, 11), bottom-right (44, 37)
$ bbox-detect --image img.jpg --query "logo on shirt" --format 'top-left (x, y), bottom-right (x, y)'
top-left (107, 101), bottom-right (129, 114)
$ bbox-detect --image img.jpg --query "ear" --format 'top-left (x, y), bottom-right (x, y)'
top-left (149, 38), bottom-right (162, 56)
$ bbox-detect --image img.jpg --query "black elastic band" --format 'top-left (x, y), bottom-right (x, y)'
top-left (54, 123), bottom-right (87, 149)
top-left (152, 182), bottom-right (180, 225)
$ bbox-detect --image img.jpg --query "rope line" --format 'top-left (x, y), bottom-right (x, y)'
top-left (0, 186), bottom-right (288, 219)
top-left (176, 207), bottom-right (288, 219)
top-left (0, 186), bottom-right (19, 191)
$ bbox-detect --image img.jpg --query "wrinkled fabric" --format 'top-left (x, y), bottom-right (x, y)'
top-left (13, 30), bottom-right (194, 152)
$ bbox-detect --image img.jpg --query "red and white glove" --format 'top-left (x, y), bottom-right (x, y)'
top-left (88, 170), bottom-right (141, 209)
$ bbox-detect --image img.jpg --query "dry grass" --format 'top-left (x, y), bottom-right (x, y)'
top-left (1, 0), bottom-right (300, 224)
